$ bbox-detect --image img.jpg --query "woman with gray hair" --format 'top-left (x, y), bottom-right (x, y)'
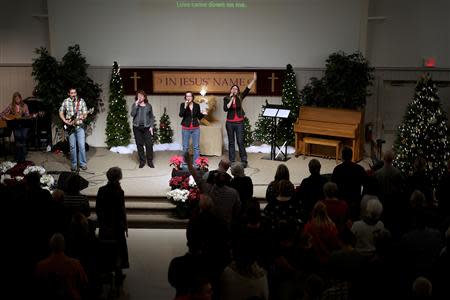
top-left (95, 166), bottom-right (129, 284)
top-left (230, 162), bottom-right (253, 212)
top-left (351, 198), bottom-right (385, 255)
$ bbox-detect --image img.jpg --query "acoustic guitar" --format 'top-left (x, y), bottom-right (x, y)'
top-left (0, 112), bottom-right (43, 129)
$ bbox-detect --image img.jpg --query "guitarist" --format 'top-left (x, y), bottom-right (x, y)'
top-left (0, 92), bottom-right (30, 162)
top-left (59, 87), bottom-right (88, 172)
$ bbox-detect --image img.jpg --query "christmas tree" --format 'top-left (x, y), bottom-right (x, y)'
top-left (159, 107), bottom-right (174, 144)
top-left (278, 64), bottom-right (301, 145)
top-left (243, 116), bottom-right (254, 147)
top-left (394, 74), bottom-right (450, 187)
top-left (253, 100), bottom-right (273, 144)
top-left (105, 61), bottom-right (131, 147)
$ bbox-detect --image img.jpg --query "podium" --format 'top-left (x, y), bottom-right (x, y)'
top-left (262, 104), bottom-right (290, 161)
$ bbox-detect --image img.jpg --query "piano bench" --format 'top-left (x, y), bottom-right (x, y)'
top-left (303, 137), bottom-right (342, 163)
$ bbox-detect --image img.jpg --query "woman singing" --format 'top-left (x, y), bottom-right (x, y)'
top-left (0, 92), bottom-right (30, 162)
top-left (130, 90), bottom-right (155, 168)
top-left (179, 91), bottom-right (207, 163)
top-left (223, 72), bottom-right (257, 168)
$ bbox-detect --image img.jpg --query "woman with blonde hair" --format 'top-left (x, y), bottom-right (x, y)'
top-left (1, 92), bottom-right (30, 162)
top-left (303, 201), bottom-right (341, 264)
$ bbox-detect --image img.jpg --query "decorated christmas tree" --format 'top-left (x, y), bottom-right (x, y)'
top-left (243, 116), bottom-right (254, 147)
top-left (394, 74), bottom-right (450, 187)
top-left (105, 61), bottom-right (131, 147)
top-left (159, 107), bottom-right (174, 144)
top-left (278, 64), bottom-right (301, 145)
top-left (253, 100), bottom-right (273, 144)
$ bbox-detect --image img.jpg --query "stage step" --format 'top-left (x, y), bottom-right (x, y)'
top-left (86, 196), bottom-right (266, 229)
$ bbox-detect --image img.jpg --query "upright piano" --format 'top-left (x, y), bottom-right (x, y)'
top-left (294, 106), bottom-right (364, 162)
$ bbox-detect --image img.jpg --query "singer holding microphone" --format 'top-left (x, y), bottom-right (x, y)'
top-left (131, 90), bottom-right (155, 168)
top-left (223, 72), bottom-right (257, 168)
top-left (59, 87), bottom-right (88, 171)
top-left (179, 91), bottom-right (207, 163)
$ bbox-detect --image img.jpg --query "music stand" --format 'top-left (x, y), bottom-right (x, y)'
top-left (261, 104), bottom-right (291, 161)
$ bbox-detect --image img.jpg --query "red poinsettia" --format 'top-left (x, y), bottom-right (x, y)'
top-left (6, 161), bottom-right (34, 177)
top-left (188, 187), bottom-right (201, 203)
top-left (169, 175), bottom-right (190, 190)
top-left (169, 155), bottom-right (184, 169)
top-left (195, 157), bottom-right (209, 170)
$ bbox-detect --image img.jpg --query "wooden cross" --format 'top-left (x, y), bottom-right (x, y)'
top-left (268, 72), bottom-right (279, 92)
top-left (130, 72), bottom-right (141, 91)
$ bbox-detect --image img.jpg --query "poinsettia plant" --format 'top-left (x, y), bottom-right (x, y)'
top-left (167, 174), bottom-right (200, 219)
top-left (195, 157), bottom-right (209, 171)
top-left (169, 155), bottom-right (184, 170)
top-left (0, 161), bottom-right (55, 190)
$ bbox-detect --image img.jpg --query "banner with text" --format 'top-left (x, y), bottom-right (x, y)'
top-left (120, 68), bottom-right (284, 96)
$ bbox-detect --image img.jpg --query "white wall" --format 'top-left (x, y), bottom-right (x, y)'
top-left (0, 0), bottom-right (49, 64)
top-left (47, 0), bottom-right (366, 68)
top-left (367, 0), bottom-right (450, 68)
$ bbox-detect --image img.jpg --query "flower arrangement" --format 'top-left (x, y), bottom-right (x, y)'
top-left (40, 174), bottom-right (55, 190)
top-left (168, 174), bottom-right (200, 219)
top-left (166, 189), bottom-right (190, 203)
top-left (0, 161), bottom-right (16, 174)
top-left (23, 165), bottom-right (46, 175)
top-left (169, 155), bottom-right (184, 170)
top-left (195, 157), bottom-right (209, 170)
top-left (0, 161), bottom-right (55, 190)
top-left (169, 175), bottom-right (190, 190)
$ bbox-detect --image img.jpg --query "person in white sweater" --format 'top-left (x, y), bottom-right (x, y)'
top-left (351, 198), bottom-right (385, 255)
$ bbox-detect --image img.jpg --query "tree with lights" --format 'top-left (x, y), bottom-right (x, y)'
top-left (278, 64), bottom-right (301, 145)
top-left (159, 107), bottom-right (174, 144)
top-left (243, 116), bottom-right (254, 147)
top-left (394, 74), bottom-right (450, 187)
top-left (253, 100), bottom-right (273, 144)
top-left (105, 61), bottom-right (131, 147)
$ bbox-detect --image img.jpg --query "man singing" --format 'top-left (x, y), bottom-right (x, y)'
top-left (59, 87), bottom-right (88, 172)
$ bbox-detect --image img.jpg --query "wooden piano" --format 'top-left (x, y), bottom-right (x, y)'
top-left (294, 106), bottom-right (364, 162)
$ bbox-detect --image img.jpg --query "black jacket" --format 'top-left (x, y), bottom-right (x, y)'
top-left (223, 87), bottom-right (250, 120)
top-left (179, 102), bottom-right (204, 127)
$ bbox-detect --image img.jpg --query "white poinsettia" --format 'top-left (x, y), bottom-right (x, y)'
top-left (0, 174), bottom-right (11, 184)
top-left (0, 161), bottom-right (16, 174)
top-left (167, 189), bottom-right (189, 203)
top-left (15, 176), bottom-right (24, 181)
top-left (40, 174), bottom-right (55, 188)
top-left (23, 165), bottom-right (46, 175)
top-left (188, 175), bottom-right (197, 188)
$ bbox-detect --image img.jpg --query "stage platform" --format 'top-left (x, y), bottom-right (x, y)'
top-left (28, 147), bottom-right (371, 199)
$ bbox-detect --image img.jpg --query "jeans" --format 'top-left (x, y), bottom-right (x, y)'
top-left (226, 121), bottom-right (247, 162)
top-left (133, 126), bottom-right (153, 163)
top-left (69, 127), bottom-right (87, 168)
top-left (182, 127), bottom-right (200, 162)
top-left (14, 127), bottom-right (29, 162)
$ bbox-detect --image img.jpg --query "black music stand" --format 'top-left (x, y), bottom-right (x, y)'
top-left (24, 97), bottom-right (52, 150)
top-left (261, 104), bottom-right (291, 161)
